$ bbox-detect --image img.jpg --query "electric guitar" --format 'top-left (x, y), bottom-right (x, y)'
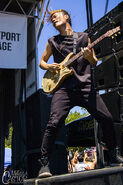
top-left (42, 26), bottom-right (120, 93)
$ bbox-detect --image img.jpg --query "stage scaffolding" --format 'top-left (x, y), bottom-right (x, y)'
top-left (0, 1), bottom-right (50, 184)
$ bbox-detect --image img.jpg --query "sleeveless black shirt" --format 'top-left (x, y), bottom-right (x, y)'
top-left (48, 32), bottom-right (91, 90)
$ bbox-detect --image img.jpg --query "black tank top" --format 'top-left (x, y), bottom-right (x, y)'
top-left (48, 32), bottom-right (91, 90)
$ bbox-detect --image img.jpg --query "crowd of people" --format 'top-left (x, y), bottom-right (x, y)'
top-left (68, 147), bottom-right (97, 173)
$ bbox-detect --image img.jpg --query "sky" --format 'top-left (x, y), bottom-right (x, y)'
top-left (37, 0), bottom-right (122, 113)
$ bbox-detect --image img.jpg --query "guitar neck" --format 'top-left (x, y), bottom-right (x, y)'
top-left (65, 32), bottom-right (108, 67)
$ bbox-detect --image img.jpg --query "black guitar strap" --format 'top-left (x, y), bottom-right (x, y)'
top-left (73, 32), bottom-right (78, 54)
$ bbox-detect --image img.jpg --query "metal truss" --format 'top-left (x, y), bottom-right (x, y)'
top-left (2, 0), bottom-right (41, 17)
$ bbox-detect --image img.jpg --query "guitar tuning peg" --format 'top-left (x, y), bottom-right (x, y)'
top-left (115, 33), bottom-right (117, 36)
top-left (112, 36), bottom-right (114, 39)
top-left (118, 31), bottom-right (121, 34)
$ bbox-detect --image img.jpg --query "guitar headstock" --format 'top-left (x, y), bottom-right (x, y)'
top-left (105, 26), bottom-right (121, 38)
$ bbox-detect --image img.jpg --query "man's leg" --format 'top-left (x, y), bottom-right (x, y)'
top-left (77, 89), bottom-right (123, 164)
top-left (85, 91), bottom-right (116, 149)
top-left (38, 91), bottom-right (73, 177)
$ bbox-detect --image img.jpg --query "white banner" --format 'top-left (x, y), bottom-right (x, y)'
top-left (0, 13), bottom-right (27, 69)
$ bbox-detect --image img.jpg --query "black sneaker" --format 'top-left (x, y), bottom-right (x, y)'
top-left (38, 157), bottom-right (52, 178)
top-left (108, 148), bottom-right (123, 165)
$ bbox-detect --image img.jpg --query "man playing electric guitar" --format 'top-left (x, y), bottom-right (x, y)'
top-left (38, 9), bottom-right (123, 178)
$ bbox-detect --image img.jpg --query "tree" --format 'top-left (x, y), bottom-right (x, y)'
top-left (65, 108), bottom-right (88, 125)
top-left (5, 123), bottom-right (13, 148)
top-left (65, 111), bottom-right (82, 124)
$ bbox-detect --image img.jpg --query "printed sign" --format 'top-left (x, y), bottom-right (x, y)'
top-left (0, 13), bottom-right (27, 68)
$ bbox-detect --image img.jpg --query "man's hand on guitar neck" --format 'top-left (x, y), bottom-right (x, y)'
top-left (81, 47), bottom-right (98, 66)
top-left (81, 37), bottom-right (98, 66)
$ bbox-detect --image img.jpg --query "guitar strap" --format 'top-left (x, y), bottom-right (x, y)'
top-left (73, 32), bottom-right (78, 54)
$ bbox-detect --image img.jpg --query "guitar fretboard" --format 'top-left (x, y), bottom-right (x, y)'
top-left (65, 26), bottom-right (120, 67)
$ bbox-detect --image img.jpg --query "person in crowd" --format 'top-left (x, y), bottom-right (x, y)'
top-left (71, 150), bottom-right (79, 172)
top-left (67, 150), bottom-right (74, 173)
top-left (71, 149), bottom-right (97, 172)
top-left (83, 148), bottom-right (97, 170)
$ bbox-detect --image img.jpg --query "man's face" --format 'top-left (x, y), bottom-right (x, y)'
top-left (51, 12), bottom-right (68, 29)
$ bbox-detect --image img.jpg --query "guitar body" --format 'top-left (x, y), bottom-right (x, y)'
top-left (42, 52), bottom-right (74, 93)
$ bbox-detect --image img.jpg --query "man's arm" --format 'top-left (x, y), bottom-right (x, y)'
top-left (39, 41), bottom-right (60, 71)
top-left (81, 37), bottom-right (98, 66)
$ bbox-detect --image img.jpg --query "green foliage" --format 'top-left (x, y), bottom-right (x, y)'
top-left (67, 146), bottom-right (86, 153)
top-left (65, 111), bottom-right (81, 124)
top-left (5, 123), bottom-right (13, 148)
top-left (65, 108), bottom-right (87, 125)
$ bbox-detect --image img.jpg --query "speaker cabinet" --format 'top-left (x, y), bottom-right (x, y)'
top-left (94, 49), bottom-right (123, 90)
top-left (91, 12), bottom-right (123, 58)
top-left (86, 2), bottom-right (123, 59)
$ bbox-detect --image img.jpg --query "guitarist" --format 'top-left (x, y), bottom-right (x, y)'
top-left (38, 9), bottom-right (123, 178)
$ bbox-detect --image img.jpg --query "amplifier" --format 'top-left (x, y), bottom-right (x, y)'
top-left (85, 2), bottom-right (123, 58)
top-left (94, 49), bottom-right (123, 90)
top-left (90, 12), bottom-right (123, 59)
top-left (101, 88), bottom-right (123, 122)
top-left (86, 2), bottom-right (123, 35)
top-left (114, 12), bottom-right (123, 51)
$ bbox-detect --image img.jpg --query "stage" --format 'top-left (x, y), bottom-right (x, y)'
top-left (24, 166), bottom-right (123, 185)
